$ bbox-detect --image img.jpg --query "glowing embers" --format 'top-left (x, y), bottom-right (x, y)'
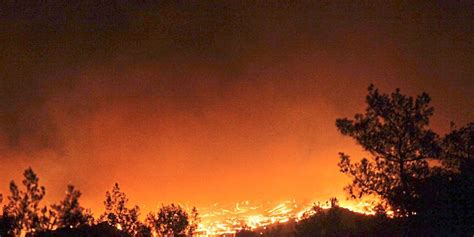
top-left (195, 199), bottom-right (377, 235)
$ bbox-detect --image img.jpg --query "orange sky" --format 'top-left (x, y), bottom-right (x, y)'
top-left (0, 2), bottom-right (473, 216)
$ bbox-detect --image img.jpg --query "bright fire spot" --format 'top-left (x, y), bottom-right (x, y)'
top-left (193, 199), bottom-right (377, 236)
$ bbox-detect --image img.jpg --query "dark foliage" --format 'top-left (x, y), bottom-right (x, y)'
top-left (100, 183), bottom-right (141, 236)
top-left (411, 123), bottom-right (474, 236)
top-left (2, 168), bottom-right (48, 235)
top-left (336, 85), bottom-right (474, 235)
top-left (32, 222), bottom-right (130, 237)
top-left (0, 170), bottom-right (198, 236)
top-left (50, 185), bottom-right (93, 229)
top-left (0, 214), bottom-right (15, 237)
top-left (336, 85), bottom-right (439, 217)
top-left (146, 203), bottom-right (193, 237)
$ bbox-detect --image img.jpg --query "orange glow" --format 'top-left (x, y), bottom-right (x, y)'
top-left (0, 3), bottom-right (472, 236)
top-left (0, 61), bottom-right (374, 215)
top-left (0, 60), bottom-right (465, 232)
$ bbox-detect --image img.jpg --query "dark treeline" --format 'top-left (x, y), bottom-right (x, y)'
top-left (0, 172), bottom-right (199, 237)
top-left (237, 85), bottom-right (474, 237)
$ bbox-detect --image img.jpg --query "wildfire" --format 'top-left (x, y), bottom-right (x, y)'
top-left (194, 199), bottom-right (376, 236)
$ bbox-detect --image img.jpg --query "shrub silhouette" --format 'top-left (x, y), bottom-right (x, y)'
top-left (146, 203), bottom-right (195, 237)
top-left (50, 185), bottom-right (93, 229)
top-left (33, 222), bottom-right (131, 237)
top-left (2, 168), bottom-right (49, 235)
top-left (100, 183), bottom-right (141, 236)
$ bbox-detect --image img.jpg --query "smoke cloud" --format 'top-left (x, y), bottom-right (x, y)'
top-left (0, 1), bottom-right (472, 213)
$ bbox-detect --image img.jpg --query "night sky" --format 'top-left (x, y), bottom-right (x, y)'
top-left (0, 2), bottom-right (473, 213)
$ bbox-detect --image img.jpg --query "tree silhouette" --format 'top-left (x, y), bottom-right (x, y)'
top-left (3, 168), bottom-right (48, 235)
top-left (0, 193), bottom-right (14, 237)
top-left (134, 223), bottom-right (152, 237)
top-left (33, 222), bottom-right (131, 237)
top-left (146, 203), bottom-right (191, 237)
top-left (100, 183), bottom-right (141, 236)
top-left (336, 85), bottom-right (439, 217)
top-left (329, 197), bottom-right (339, 208)
top-left (0, 213), bottom-right (14, 237)
top-left (440, 122), bottom-right (473, 173)
top-left (187, 207), bottom-right (200, 236)
top-left (51, 185), bottom-right (93, 229)
top-left (414, 122), bottom-right (474, 235)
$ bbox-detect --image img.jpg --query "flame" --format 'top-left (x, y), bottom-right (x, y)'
top-left (194, 199), bottom-right (377, 236)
